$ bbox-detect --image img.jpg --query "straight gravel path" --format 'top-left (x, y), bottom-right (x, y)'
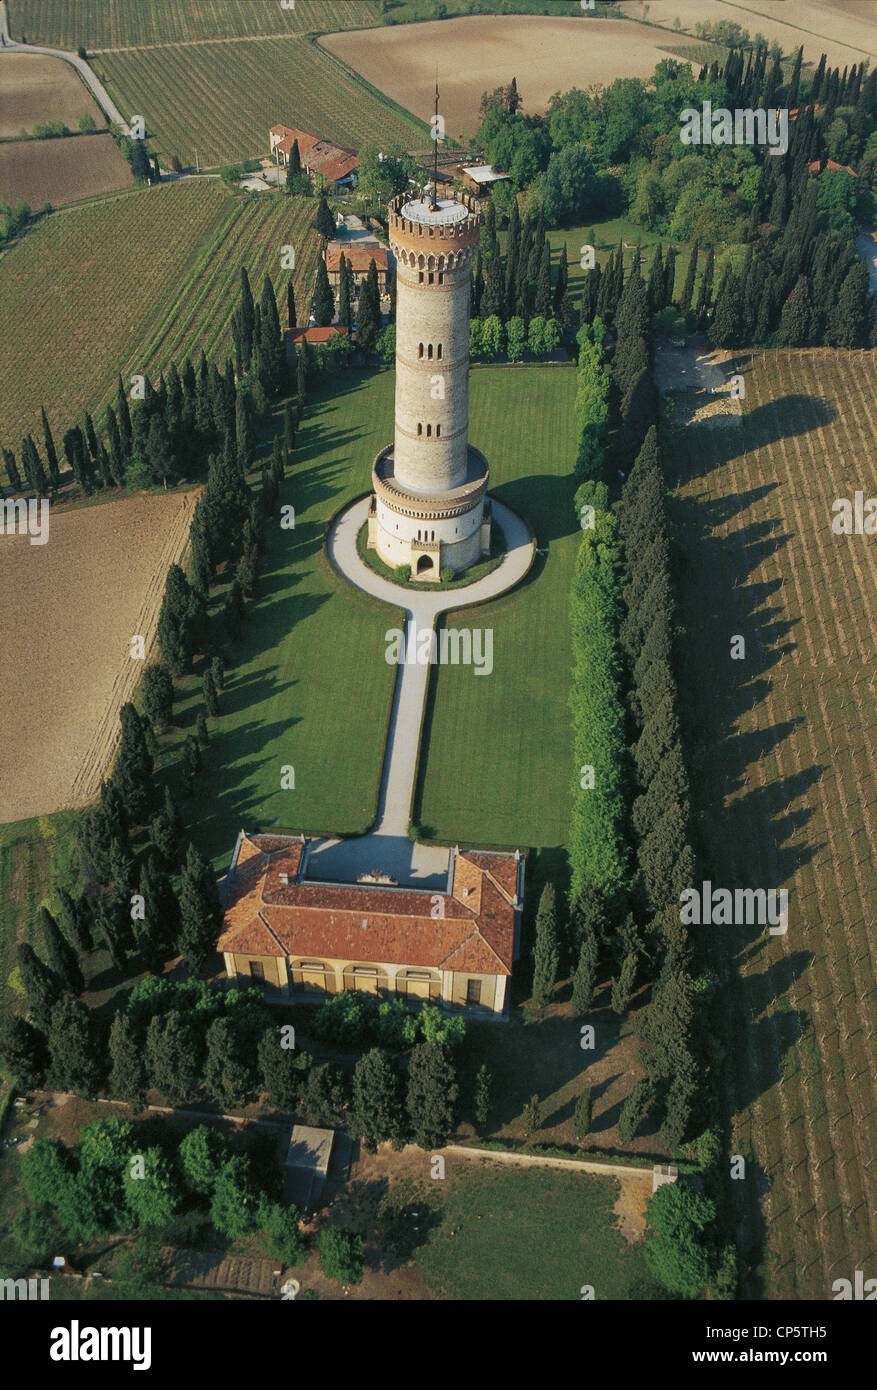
top-left (305, 496), bottom-right (534, 887)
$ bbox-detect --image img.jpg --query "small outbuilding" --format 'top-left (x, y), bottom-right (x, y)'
top-left (283, 1124), bottom-right (334, 1211)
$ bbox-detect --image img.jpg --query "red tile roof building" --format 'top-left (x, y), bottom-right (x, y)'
top-left (269, 124), bottom-right (358, 186)
top-left (325, 241), bottom-right (389, 290)
top-left (217, 832), bottom-right (524, 1015)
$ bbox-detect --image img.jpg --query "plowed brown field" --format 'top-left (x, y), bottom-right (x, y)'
top-left (0, 489), bottom-right (196, 824)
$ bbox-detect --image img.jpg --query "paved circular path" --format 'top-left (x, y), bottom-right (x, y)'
top-left (305, 497), bottom-right (534, 887)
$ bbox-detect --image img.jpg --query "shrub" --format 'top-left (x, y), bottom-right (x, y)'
top-left (440, 566), bottom-right (454, 583)
top-left (318, 1227), bottom-right (363, 1286)
top-left (395, 564), bottom-right (411, 582)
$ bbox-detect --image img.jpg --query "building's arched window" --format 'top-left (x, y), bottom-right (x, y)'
top-left (426, 424), bottom-right (432, 437)
top-left (427, 344), bottom-right (433, 360)
top-left (417, 423), bottom-right (422, 436)
top-left (436, 424), bottom-right (441, 437)
top-left (438, 272), bottom-right (444, 284)
top-left (428, 272), bottom-right (434, 285)
top-left (418, 343), bottom-right (424, 358)
top-left (437, 343), bottom-right (443, 360)
top-left (419, 272), bottom-right (424, 283)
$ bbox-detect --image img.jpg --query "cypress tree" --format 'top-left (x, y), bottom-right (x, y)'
top-left (287, 277), bottom-right (297, 330)
top-left (140, 852), bottom-right (180, 953)
top-left (826, 262), bottom-right (868, 348)
top-left (572, 1088), bottom-right (592, 1140)
top-left (178, 842), bottom-right (222, 971)
top-left (531, 882), bottom-right (559, 1008)
top-left (3, 448), bottom-right (22, 492)
top-left (109, 1012), bottom-right (147, 1107)
top-left (647, 244), bottom-right (664, 314)
top-left (116, 375), bottom-right (133, 454)
top-left (312, 193), bottom-right (335, 241)
top-left (142, 663), bottom-right (174, 729)
top-left (473, 1063), bottom-right (492, 1134)
top-left (534, 239), bottom-right (552, 318)
top-left (40, 408), bottom-right (60, 488)
top-left (610, 951), bottom-right (638, 1015)
top-left (0, 1014), bottom-right (49, 1089)
top-left (16, 942), bottom-right (62, 1031)
top-left (47, 998), bottom-right (102, 1097)
top-left (337, 252), bottom-right (353, 331)
top-left (285, 138), bottom-right (303, 192)
top-left (20, 435), bottom-right (47, 495)
top-left (480, 250), bottom-right (505, 320)
top-left (204, 666), bottom-right (219, 717)
top-left (571, 928), bottom-right (599, 1016)
top-left (351, 1048), bottom-right (406, 1152)
top-left (56, 888), bottom-right (93, 955)
top-left (406, 1041), bottom-right (458, 1150)
top-left (313, 257), bottom-right (335, 327)
top-left (39, 906), bottom-right (83, 995)
top-left (695, 245), bottom-right (714, 325)
top-left (662, 246), bottom-right (677, 309)
top-left (112, 701), bottom-right (154, 820)
top-left (259, 273), bottom-right (286, 394)
top-left (235, 389), bottom-right (254, 475)
top-left (776, 275), bottom-right (813, 346)
top-left (239, 267), bottom-right (255, 369)
top-left (196, 711), bottom-right (209, 750)
top-left (679, 241), bottom-right (698, 317)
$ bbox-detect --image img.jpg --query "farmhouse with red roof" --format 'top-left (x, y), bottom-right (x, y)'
top-left (269, 124), bottom-right (358, 189)
top-left (218, 832), bottom-right (524, 1016)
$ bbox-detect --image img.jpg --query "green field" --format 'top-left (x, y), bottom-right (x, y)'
top-left (0, 181), bottom-right (321, 466)
top-left (411, 1160), bottom-right (658, 1300)
top-left (8, 0), bottom-right (379, 49)
top-left (93, 35), bottom-right (426, 169)
top-left (415, 364), bottom-right (578, 850)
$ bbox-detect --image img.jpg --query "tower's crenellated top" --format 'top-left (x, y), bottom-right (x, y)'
top-left (388, 190), bottom-right (481, 257)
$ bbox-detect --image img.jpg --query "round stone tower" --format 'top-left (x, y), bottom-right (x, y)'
top-left (369, 189), bottom-right (491, 581)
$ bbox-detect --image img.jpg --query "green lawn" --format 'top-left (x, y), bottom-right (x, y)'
top-left (156, 370), bottom-right (403, 872)
top-left (415, 364), bottom-right (578, 849)
top-left (412, 1160), bottom-right (660, 1300)
top-left (160, 364), bottom-right (578, 870)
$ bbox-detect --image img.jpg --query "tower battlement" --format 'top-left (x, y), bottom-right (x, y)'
top-left (388, 191), bottom-right (481, 255)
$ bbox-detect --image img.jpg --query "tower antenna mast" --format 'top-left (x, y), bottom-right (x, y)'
top-left (430, 72), bottom-right (440, 211)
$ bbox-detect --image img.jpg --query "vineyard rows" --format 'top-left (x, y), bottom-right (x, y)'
top-left (0, 182), bottom-right (321, 468)
top-left (92, 34), bottom-right (424, 169)
top-left (10, 0), bottom-right (378, 50)
top-left (669, 348), bottom-right (877, 1300)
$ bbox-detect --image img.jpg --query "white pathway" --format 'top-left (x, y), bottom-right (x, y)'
top-left (0, 2), bottom-right (130, 133)
top-left (305, 497), bottom-right (534, 888)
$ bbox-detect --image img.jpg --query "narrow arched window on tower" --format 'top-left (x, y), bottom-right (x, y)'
top-left (419, 272), bottom-right (424, 283)
top-left (426, 424), bottom-right (432, 437)
top-left (417, 423), bottom-right (422, 436)
top-left (428, 272), bottom-right (434, 285)
top-left (436, 424), bottom-right (441, 437)
top-left (418, 343), bottom-right (424, 358)
top-left (437, 344), bottom-right (443, 360)
top-left (438, 273), bottom-right (444, 284)
top-left (427, 344), bottom-right (433, 360)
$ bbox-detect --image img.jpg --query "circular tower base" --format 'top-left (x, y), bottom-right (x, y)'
top-left (369, 444), bottom-right (491, 581)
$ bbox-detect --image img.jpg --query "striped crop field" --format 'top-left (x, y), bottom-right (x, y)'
top-left (668, 347), bottom-right (877, 1299)
top-left (92, 35), bottom-right (427, 169)
top-left (0, 181), bottom-right (321, 463)
top-left (8, 1), bottom-right (380, 49)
